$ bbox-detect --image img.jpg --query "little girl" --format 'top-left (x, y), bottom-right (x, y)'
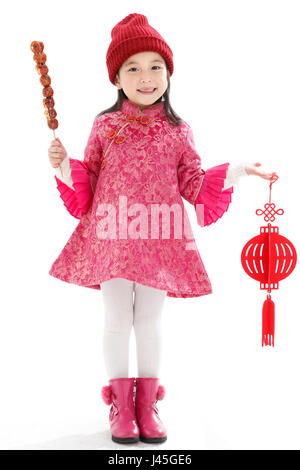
top-left (48, 13), bottom-right (278, 445)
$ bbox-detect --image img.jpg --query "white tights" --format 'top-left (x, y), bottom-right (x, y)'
top-left (101, 278), bottom-right (167, 379)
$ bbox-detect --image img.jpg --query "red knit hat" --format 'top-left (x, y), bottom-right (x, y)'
top-left (106, 13), bottom-right (174, 85)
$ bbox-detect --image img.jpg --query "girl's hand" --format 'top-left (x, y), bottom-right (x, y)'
top-left (244, 161), bottom-right (279, 181)
top-left (48, 137), bottom-right (68, 168)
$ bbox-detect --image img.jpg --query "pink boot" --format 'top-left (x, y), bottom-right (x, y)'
top-left (101, 377), bottom-right (140, 443)
top-left (135, 377), bottom-right (167, 443)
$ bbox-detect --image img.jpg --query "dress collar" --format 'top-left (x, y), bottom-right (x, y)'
top-left (121, 99), bottom-right (166, 119)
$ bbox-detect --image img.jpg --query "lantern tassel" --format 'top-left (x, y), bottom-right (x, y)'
top-left (262, 294), bottom-right (275, 347)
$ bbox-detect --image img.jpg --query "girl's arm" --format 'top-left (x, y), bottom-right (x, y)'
top-left (54, 117), bottom-right (102, 219)
top-left (178, 124), bottom-right (236, 227)
top-left (178, 124), bottom-right (278, 227)
top-left (223, 161), bottom-right (278, 190)
top-left (243, 161), bottom-right (278, 180)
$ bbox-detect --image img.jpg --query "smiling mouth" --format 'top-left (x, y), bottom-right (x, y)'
top-left (137, 88), bottom-right (157, 94)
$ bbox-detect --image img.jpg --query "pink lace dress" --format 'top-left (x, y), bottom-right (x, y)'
top-left (49, 99), bottom-right (247, 298)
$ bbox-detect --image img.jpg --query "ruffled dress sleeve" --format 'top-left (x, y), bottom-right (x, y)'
top-left (54, 117), bottom-right (102, 219)
top-left (178, 124), bottom-right (243, 227)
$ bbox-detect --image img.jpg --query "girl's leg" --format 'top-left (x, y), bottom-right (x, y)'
top-left (133, 282), bottom-right (167, 378)
top-left (101, 278), bottom-right (134, 379)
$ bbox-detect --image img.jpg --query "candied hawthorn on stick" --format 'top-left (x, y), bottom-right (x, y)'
top-left (30, 40), bottom-right (63, 177)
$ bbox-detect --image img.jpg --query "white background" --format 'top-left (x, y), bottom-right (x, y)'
top-left (0, 0), bottom-right (299, 450)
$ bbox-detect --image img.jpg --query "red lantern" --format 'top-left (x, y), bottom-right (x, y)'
top-left (241, 176), bottom-right (297, 347)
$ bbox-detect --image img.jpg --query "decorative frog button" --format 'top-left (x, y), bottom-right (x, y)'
top-left (137, 115), bottom-right (151, 125)
top-left (101, 114), bottom-right (152, 171)
top-left (126, 114), bottom-right (137, 122)
top-left (125, 114), bottom-right (151, 125)
top-left (106, 128), bottom-right (117, 139)
top-left (115, 134), bottom-right (126, 144)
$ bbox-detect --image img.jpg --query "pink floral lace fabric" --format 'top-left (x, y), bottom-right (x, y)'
top-left (49, 99), bottom-right (234, 298)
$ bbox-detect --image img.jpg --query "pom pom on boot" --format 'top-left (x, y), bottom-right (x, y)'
top-left (101, 385), bottom-right (113, 405)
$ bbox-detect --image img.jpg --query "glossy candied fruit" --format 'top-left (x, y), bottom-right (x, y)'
top-left (48, 108), bottom-right (57, 119)
top-left (30, 41), bottom-right (42, 53)
top-left (40, 75), bottom-right (51, 86)
top-left (42, 86), bottom-right (54, 98)
top-left (47, 118), bottom-right (58, 130)
top-left (43, 96), bottom-right (55, 108)
top-left (36, 64), bottom-right (49, 75)
top-left (33, 52), bottom-right (47, 64)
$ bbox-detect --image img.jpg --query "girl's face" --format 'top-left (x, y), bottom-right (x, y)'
top-left (114, 51), bottom-right (168, 110)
